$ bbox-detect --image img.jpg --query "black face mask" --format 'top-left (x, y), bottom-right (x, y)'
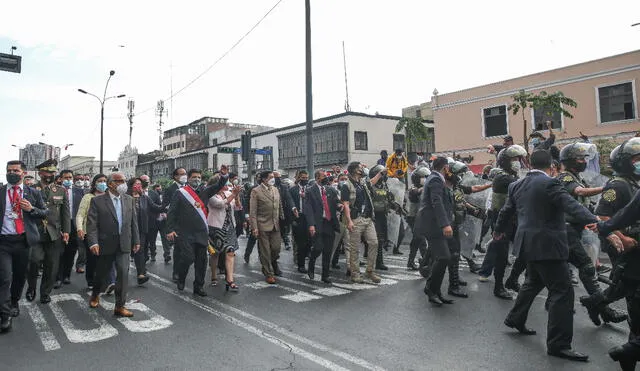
top-left (574, 162), bottom-right (587, 173)
top-left (42, 175), bottom-right (54, 183)
top-left (6, 173), bottom-right (21, 185)
top-left (299, 179), bottom-right (308, 187)
top-left (141, 180), bottom-right (150, 188)
top-left (320, 177), bottom-right (330, 186)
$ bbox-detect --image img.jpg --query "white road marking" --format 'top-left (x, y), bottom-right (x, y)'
top-left (146, 279), bottom-right (350, 371)
top-left (248, 270), bottom-right (352, 296)
top-left (378, 273), bottom-right (422, 281)
top-left (147, 272), bottom-right (387, 371)
top-left (85, 293), bottom-right (173, 333)
top-left (277, 268), bottom-right (379, 290)
top-left (24, 302), bottom-right (61, 351)
top-left (242, 278), bottom-right (323, 303)
top-left (49, 293), bottom-right (119, 343)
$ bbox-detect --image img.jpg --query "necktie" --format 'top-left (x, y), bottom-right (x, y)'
top-left (300, 187), bottom-right (304, 213)
top-left (321, 187), bottom-right (331, 221)
top-left (67, 188), bottom-right (72, 217)
top-left (12, 186), bottom-right (24, 234)
top-left (114, 197), bottom-right (122, 233)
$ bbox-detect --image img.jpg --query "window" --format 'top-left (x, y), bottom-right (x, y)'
top-left (354, 131), bottom-right (368, 150)
top-left (483, 105), bottom-right (508, 137)
top-left (415, 109), bottom-right (421, 118)
top-left (393, 134), bottom-right (405, 151)
top-left (598, 82), bottom-right (636, 123)
top-left (533, 106), bottom-right (562, 130)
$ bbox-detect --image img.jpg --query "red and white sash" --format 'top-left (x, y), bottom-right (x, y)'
top-left (179, 186), bottom-right (208, 229)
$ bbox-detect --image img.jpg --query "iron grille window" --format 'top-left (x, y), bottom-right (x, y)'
top-left (598, 82), bottom-right (636, 123)
top-left (354, 131), bottom-right (368, 150)
top-left (483, 105), bottom-right (508, 137)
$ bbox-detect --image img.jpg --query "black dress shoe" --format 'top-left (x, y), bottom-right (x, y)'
top-left (26, 288), bottom-right (36, 302)
top-left (137, 275), bottom-right (150, 285)
top-left (547, 349), bottom-right (588, 362)
top-left (63, 277), bottom-right (71, 285)
top-left (193, 288), bottom-right (208, 297)
top-left (424, 288), bottom-right (443, 306)
top-left (298, 267), bottom-right (308, 274)
top-left (504, 279), bottom-right (521, 292)
top-left (608, 345), bottom-right (637, 370)
top-left (9, 303), bottom-right (19, 318)
top-left (448, 287), bottom-right (468, 298)
top-left (0, 316), bottom-right (12, 333)
top-left (177, 282), bottom-right (185, 291)
top-left (392, 249), bottom-right (403, 255)
top-left (54, 280), bottom-right (63, 289)
top-left (164, 256), bottom-right (172, 264)
top-left (376, 264), bottom-right (389, 271)
top-left (601, 306), bottom-right (628, 324)
top-left (438, 295), bottom-right (454, 304)
top-left (321, 277), bottom-right (332, 284)
top-left (40, 295), bottom-right (51, 304)
top-left (504, 319), bottom-right (536, 335)
top-left (578, 295), bottom-right (602, 326)
top-left (494, 288), bottom-right (512, 300)
top-left (244, 255), bottom-right (250, 264)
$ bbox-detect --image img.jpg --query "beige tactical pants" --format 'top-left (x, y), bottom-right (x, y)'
top-left (346, 217), bottom-right (378, 278)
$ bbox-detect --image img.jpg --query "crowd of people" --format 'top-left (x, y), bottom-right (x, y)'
top-left (1, 133), bottom-right (640, 369)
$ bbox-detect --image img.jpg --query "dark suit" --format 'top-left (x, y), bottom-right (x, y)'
top-left (144, 189), bottom-right (163, 259)
top-left (163, 182), bottom-right (181, 278)
top-left (58, 186), bottom-right (85, 281)
top-left (87, 192), bottom-right (140, 307)
top-left (497, 171), bottom-right (596, 353)
top-left (0, 184), bottom-right (47, 317)
top-left (167, 187), bottom-right (209, 289)
top-left (414, 172), bottom-right (454, 296)
top-left (290, 184), bottom-right (311, 269)
top-left (304, 183), bottom-right (340, 279)
top-left (132, 194), bottom-right (163, 275)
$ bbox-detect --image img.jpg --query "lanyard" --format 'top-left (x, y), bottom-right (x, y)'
top-left (8, 187), bottom-right (21, 210)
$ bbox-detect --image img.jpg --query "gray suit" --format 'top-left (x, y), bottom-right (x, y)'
top-left (87, 192), bottom-right (140, 307)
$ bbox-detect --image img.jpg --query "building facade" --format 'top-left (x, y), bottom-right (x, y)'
top-left (425, 49), bottom-right (640, 165)
top-left (117, 145), bottom-right (139, 179)
top-left (19, 143), bottom-right (61, 171)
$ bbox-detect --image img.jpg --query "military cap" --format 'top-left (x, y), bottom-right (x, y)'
top-left (36, 159), bottom-right (58, 172)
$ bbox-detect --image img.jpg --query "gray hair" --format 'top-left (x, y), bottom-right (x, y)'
top-left (107, 172), bottom-right (126, 183)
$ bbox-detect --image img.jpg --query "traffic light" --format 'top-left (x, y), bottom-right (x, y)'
top-left (241, 130), bottom-right (252, 161)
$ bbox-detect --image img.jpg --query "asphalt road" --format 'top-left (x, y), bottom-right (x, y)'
top-left (0, 235), bottom-right (628, 371)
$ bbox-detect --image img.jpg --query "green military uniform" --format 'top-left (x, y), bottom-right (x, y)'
top-left (26, 159), bottom-right (71, 303)
top-left (370, 182), bottom-right (396, 268)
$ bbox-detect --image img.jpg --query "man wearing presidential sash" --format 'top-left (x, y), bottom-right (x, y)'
top-left (166, 169), bottom-right (209, 296)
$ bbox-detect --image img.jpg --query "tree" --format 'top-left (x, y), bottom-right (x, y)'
top-left (507, 90), bottom-right (577, 153)
top-left (593, 138), bottom-right (618, 177)
top-left (395, 117), bottom-right (431, 149)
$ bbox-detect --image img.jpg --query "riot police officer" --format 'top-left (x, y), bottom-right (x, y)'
top-left (481, 145), bottom-right (527, 299)
top-left (406, 167), bottom-right (430, 270)
top-left (445, 161), bottom-right (491, 298)
top-left (368, 164), bottom-right (403, 271)
top-left (558, 142), bottom-right (626, 325)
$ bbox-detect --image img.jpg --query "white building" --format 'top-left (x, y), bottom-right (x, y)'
top-left (170, 112), bottom-right (433, 180)
top-left (117, 145), bottom-right (139, 179)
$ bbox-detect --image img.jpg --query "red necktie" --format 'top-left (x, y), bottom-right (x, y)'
top-left (321, 187), bottom-right (331, 221)
top-left (12, 186), bottom-right (24, 234)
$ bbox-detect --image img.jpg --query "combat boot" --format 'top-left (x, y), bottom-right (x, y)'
top-left (365, 271), bottom-right (381, 284)
top-left (579, 293), bottom-right (604, 326)
top-left (447, 258), bottom-right (468, 298)
top-left (600, 306), bottom-right (628, 324)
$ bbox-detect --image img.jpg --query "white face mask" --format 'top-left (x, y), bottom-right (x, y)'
top-left (116, 183), bottom-right (128, 195)
top-left (75, 180), bottom-right (84, 188)
top-left (232, 179), bottom-right (239, 186)
top-left (178, 175), bottom-right (188, 185)
top-left (267, 178), bottom-right (276, 186)
top-left (511, 161), bottom-right (522, 173)
top-left (420, 178), bottom-right (426, 186)
top-left (84, 180), bottom-right (90, 187)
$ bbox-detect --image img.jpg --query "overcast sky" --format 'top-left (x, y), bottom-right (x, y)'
top-left (1, 0), bottom-right (639, 179)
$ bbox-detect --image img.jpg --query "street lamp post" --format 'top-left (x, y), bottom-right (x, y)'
top-left (78, 70), bottom-right (125, 174)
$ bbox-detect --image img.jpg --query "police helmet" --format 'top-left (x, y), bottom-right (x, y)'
top-left (411, 166), bottom-right (431, 186)
top-left (449, 161), bottom-right (469, 175)
top-left (488, 167), bottom-right (502, 180)
top-left (559, 142), bottom-right (597, 162)
top-left (496, 144), bottom-right (527, 171)
top-left (369, 164), bottom-right (387, 179)
top-left (610, 138), bottom-right (640, 175)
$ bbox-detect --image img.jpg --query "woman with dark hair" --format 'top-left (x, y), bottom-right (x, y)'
top-left (76, 174), bottom-right (107, 288)
top-left (207, 174), bottom-right (242, 291)
top-left (127, 177), bottom-right (164, 285)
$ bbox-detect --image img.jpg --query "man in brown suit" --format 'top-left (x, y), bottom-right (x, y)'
top-left (250, 170), bottom-right (284, 284)
top-left (86, 173), bottom-right (140, 317)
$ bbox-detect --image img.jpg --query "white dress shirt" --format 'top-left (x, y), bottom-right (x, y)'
top-left (1, 183), bottom-right (23, 235)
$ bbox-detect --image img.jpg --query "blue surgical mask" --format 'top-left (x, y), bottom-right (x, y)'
top-left (62, 179), bottom-right (73, 188)
top-left (96, 182), bottom-right (108, 192)
top-left (634, 162), bottom-right (640, 176)
top-left (530, 138), bottom-right (540, 147)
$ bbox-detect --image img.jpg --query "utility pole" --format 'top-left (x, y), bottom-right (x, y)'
top-left (156, 100), bottom-right (165, 151)
top-left (305, 0), bottom-right (314, 174)
top-left (127, 99), bottom-right (135, 147)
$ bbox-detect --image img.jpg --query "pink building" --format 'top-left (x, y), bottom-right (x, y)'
top-left (425, 49), bottom-right (640, 166)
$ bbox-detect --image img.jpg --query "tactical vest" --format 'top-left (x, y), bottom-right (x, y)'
top-left (453, 186), bottom-right (466, 226)
top-left (407, 187), bottom-right (420, 217)
top-left (372, 186), bottom-right (389, 214)
top-left (490, 169), bottom-right (507, 212)
top-left (558, 171), bottom-right (589, 224)
top-left (345, 177), bottom-right (375, 220)
top-left (609, 176), bottom-right (640, 239)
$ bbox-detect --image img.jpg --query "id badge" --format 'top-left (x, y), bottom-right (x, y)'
top-left (8, 212), bottom-right (18, 220)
